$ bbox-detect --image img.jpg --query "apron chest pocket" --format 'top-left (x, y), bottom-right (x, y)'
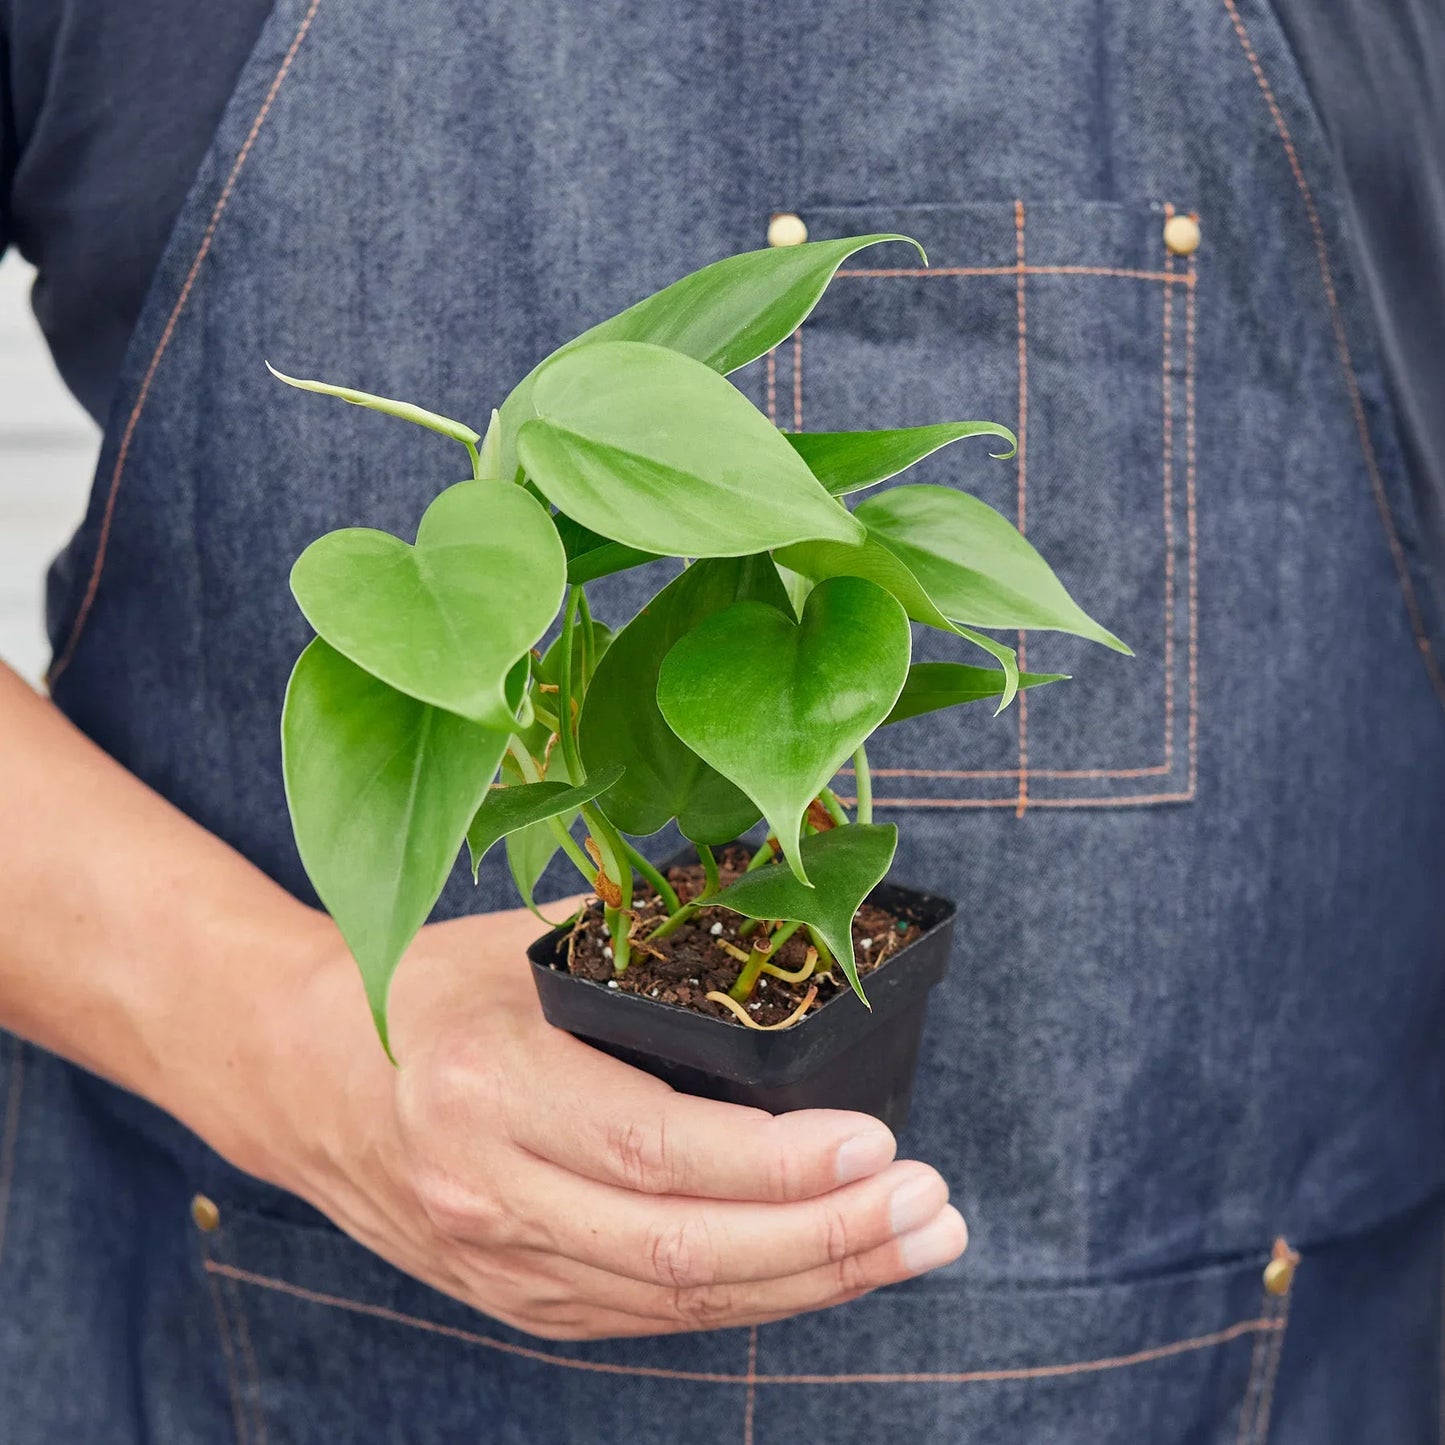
top-left (735, 200), bottom-right (1198, 812)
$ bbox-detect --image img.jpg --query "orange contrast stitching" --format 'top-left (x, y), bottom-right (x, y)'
top-left (861, 792), bottom-right (1197, 809)
top-left (743, 1325), bottom-right (758, 1444)
top-left (47, 0), bottom-right (325, 689)
top-left (1218, 0), bottom-right (1445, 711)
top-left (204, 1263), bottom-right (253, 1445)
top-left (1161, 208), bottom-right (1178, 774)
top-left (205, 1262), bottom-right (1275, 1386)
top-left (1014, 199), bottom-right (1030, 819)
top-left (838, 265), bottom-right (1194, 284)
top-left (220, 1258), bottom-right (271, 1445)
top-left (0, 1042), bottom-right (26, 1275)
top-left (1184, 250), bottom-right (1200, 796)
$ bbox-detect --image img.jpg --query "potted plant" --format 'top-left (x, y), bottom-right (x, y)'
top-left (274, 234), bottom-right (1126, 1131)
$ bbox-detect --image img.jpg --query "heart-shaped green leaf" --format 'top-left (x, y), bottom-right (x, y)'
top-left (579, 557), bottom-right (792, 842)
top-left (282, 639), bottom-right (508, 1051)
top-left (518, 342), bottom-right (863, 559)
top-left (883, 662), bottom-right (1066, 725)
top-left (856, 485), bottom-right (1130, 652)
top-left (773, 534), bottom-right (1023, 710)
top-left (553, 513), bottom-right (660, 584)
top-left (467, 765), bottom-right (624, 880)
top-left (786, 423), bottom-right (1017, 496)
top-left (290, 481), bottom-right (567, 729)
top-left (657, 577), bottom-right (910, 884)
top-left (711, 825), bottom-right (899, 1004)
top-left (266, 363), bottom-right (480, 447)
top-left (496, 234), bottom-right (923, 477)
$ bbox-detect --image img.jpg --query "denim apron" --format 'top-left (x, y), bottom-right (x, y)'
top-left (4, 0), bottom-right (1445, 1439)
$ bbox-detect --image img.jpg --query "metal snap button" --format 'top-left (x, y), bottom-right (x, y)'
top-left (190, 1194), bottom-right (221, 1233)
top-left (1163, 213), bottom-right (1201, 257)
top-left (1262, 1238), bottom-right (1297, 1296)
top-left (767, 213), bottom-right (809, 248)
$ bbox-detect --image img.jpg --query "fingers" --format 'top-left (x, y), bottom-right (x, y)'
top-left (497, 1152), bottom-right (952, 1288)
top-left (505, 1026), bottom-right (898, 1203)
top-left (473, 1206), bottom-right (968, 1341)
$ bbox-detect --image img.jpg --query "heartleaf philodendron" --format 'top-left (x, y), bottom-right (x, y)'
top-left (656, 577), bottom-right (911, 885)
top-left (274, 232), bottom-right (1127, 1049)
top-left (519, 342), bottom-right (863, 558)
top-left (291, 481), bottom-right (566, 729)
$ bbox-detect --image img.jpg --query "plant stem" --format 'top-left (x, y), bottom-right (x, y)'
top-left (465, 438), bottom-right (483, 481)
top-left (819, 788), bottom-right (851, 827)
top-left (557, 587), bottom-right (585, 784)
top-left (745, 839), bottom-right (775, 872)
top-left (576, 587), bottom-right (595, 689)
top-left (728, 943), bottom-right (773, 1002)
top-left (852, 744), bottom-right (873, 825)
top-left (646, 845), bottom-right (723, 942)
top-left (698, 842), bottom-right (721, 897)
top-left (622, 838), bottom-right (680, 914)
top-left (580, 803), bottom-right (632, 971)
top-left (806, 926), bottom-right (836, 978)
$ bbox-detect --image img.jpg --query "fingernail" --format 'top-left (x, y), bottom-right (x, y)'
top-left (889, 1173), bottom-right (945, 1236)
top-left (900, 1207), bottom-right (968, 1274)
top-left (834, 1130), bottom-right (896, 1185)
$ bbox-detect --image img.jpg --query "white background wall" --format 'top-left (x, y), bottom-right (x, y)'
top-left (0, 253), bottom-right (100, 685)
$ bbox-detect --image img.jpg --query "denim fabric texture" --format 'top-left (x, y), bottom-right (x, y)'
top-left (2, 0), bottom-right (1444, 1439)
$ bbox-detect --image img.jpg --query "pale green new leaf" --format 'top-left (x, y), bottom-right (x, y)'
top-left (282, 639), bottom-right (507, 1051)
top-left (265, 362), bottom-right (480, 447)
top-left (656, 577), bottom-right (910, 885)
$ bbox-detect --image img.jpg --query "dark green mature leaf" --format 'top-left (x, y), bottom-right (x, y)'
top-left (266, 363), bottom-right (480, 446)
top-left (711, 825), bottom-right (899, 1004)
top-left (290, 482), bottom-right (566, 730)
top-left (883, 662), bottom-right (1066, 725)
top-left (856, 485), bottom-right (1130, 652)
top-left (579, 558), bottom-right (792, 842)
top-left (656, 577), bottom-right (910, 885)
top-left (553, 513), bottom-right (659, 584)
top-left (467, 765), bottom-right (624, 880)
top-left (496, 234), bottom-right (923, 477)
top-left (518, 343), bottom-right (863, 559)
top-left (282, 640), bottom-right (507, 1051)
top-left (786, 423), bottom-right (1017, 497)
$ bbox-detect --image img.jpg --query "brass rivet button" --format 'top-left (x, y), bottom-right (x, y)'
top-left (767, 212), bottom-right (808, 248)
top-left (1262, 1255), bottom-right (1294, 1296)
top-left (1163, 213), bottom-right (1201, 256)
top-left (190, 1194), bottom-right (221, 1233)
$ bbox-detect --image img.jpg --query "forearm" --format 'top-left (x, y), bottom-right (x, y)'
top-left (0, 661), bottom-right (334, 1173)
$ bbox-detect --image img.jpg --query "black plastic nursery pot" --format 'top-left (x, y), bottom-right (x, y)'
top-left (527, 861), bottom-right (957, 1134)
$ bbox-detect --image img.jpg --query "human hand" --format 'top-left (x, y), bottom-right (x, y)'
top-left (255, 899), bottom-right (967, 1340)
